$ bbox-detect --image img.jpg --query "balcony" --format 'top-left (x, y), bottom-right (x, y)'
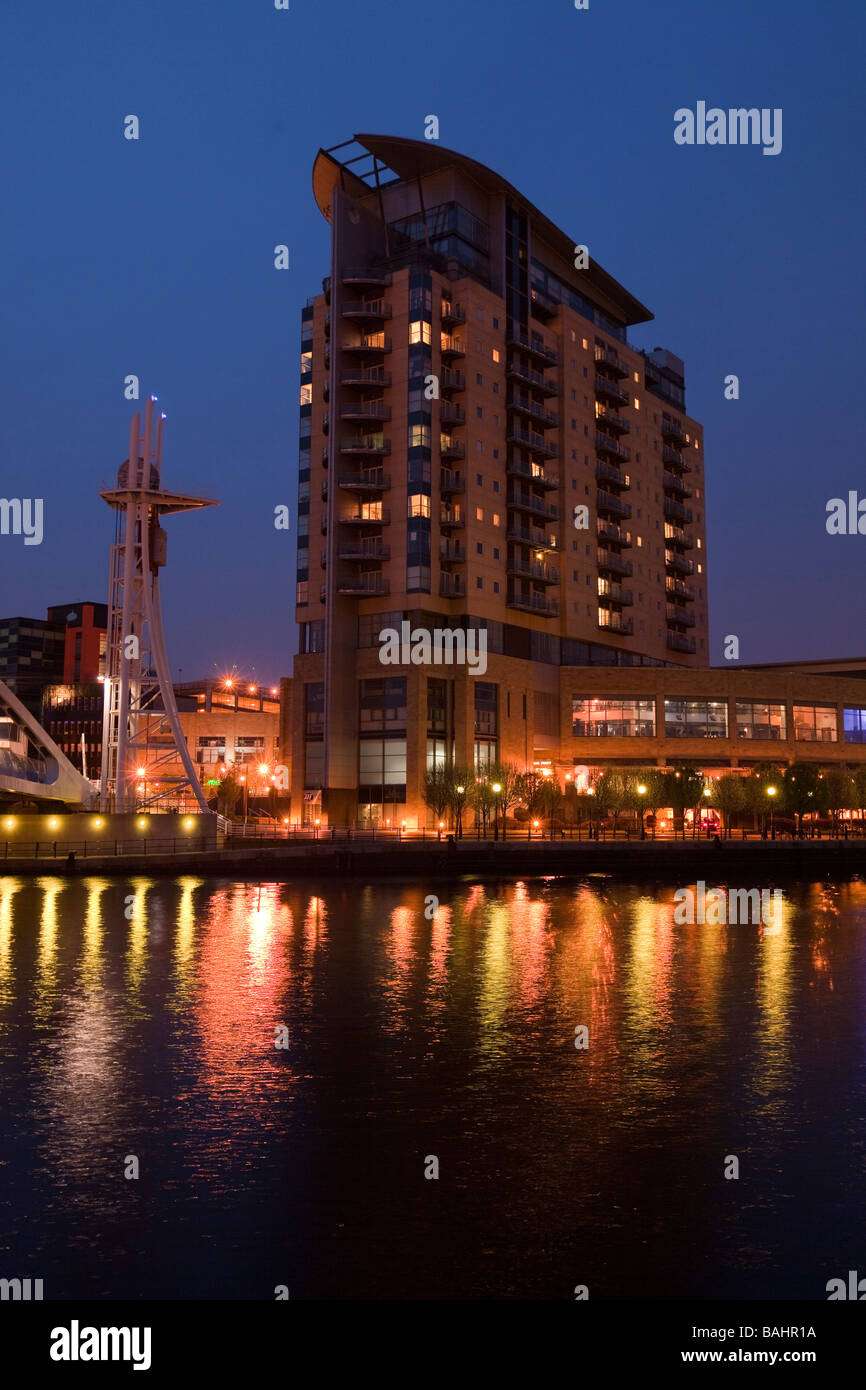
top-left (338, 540), bottom-right (390, 562)
top-left (440, 336), bottom-right (466, 359)
top-left (440, 368), bottom-right (466, 392)
top-left (507, 329), bottom-right (560, 366)
top-left (667, 631), bottom-right (697, 654)
top-left (529, 283), bottom-right (559, 319)
top-left (664, 497), bottom-right (693, 525)
top-left (439, 468), bottom-right (465, 494)
top-left (597, 518), bottom-right (632, 547)
top-left (597, 549), bottom-right (633, 577)
top-left (662, 470), bottom-right (692, 498)
top-left (596, 458), bottom-right (630, 489)
top-left (666, 577), bottom-right (694, 601)
top-left (507, 425), bottom-right (558, 458)
top-left (341, 366), bottom-right (391, 388)
top-left (440, 539), bottom-right (466, 563)
top-left (595, 431), bottom-right (631, 463)
top-left (336, 574), bottom-right (390, 597)
top-left (342, 267), bottom-right (391, 288)
top-left (665, 526), bottom-right (694, 550)
top-left (337, 470), bottom-right (390, 492)
top-left (666, 604), bottom-right (696, 626)
top-left (594, 347), bottom-right (629, 378)
top-left (595, 408), bottom-right (630, 435)
top-left (594, 374), bottom-right (630, 407)
top-left (339, 436), bottom-right (391, 457)
top-left (343, 335), bottom-right (392, 354)
top-left (598, 612), bottom-right (634, 636)
top-left (341, 300), bottom-right (392, 322)
top-left (665, 550), bottom-right (694, 576)
top-left (507, 590), bottom-right (560, 617)
top-left (340, 508), bottom-right (390, 527)
top-left (507, 392), bottom-right (559, 428)
top-left (596, 489), bottom-right (632, 520)
top-left (339, 400), bottom-right (391, 423)
top-left (440, 300), bottom-right (466, 325)
top-left (320, 548), bottom-right (327, 569)
top-left (321, 480), bottom-right (328, 501)
top-left (507, 361), bottom-right (558, 396)
top-left (440, 573), bottom-right (466, 598)
top-left (507, 524), bottom-right (558, 551)
top-left (439, 401), bottom-right (466, 426)
top-left (440, 437), bottom-right (465, 461)
top-left (661, 417), bottom-right (689, 447)
top-left (599, 583), bottom-right (633, 605)
top-left (440, 509), bottom-right (465, 529)
top-left (662, 445), bottom-right (686, 469)
top-left (321, 444), bottom-right (329, 467)
top-left (507, 458), bottom-right (559, 490)
top-left (508, 490), bottom-right (560, 521)
top-left (507, 555), bottom-right (560, 585)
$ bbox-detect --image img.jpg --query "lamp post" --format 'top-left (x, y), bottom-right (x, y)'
top-left (637, 783), bottom-right (647, 840)
top-left (491, 782), bottom-right (502, 842)
top-left (702, 785), bottom-right (712, 838)
top-left (587, 785), bottom-right (595, 839)
top-left (767, 785), bottom-right (777, 840)
top-left (455, 784), bottom-right (465, 840)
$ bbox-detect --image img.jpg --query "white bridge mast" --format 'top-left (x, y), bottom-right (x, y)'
top-left (99, 395), bottom-right (218, 813)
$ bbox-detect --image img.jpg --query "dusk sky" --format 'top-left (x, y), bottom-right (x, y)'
top-left (2, 0), bottom-right (863, 684)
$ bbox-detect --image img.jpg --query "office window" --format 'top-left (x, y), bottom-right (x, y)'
top-left (196, 736), bottom-right (226, 765)
top-left (410, 320), bottom-right (431, 345)
top-left (793, 703), bottom-right (837, 742)
top-left (736, 701), bottom-right (786, 740)
top-left (359, 677), bottom-right (407, 733)
top-left (358, 611), bottom-right (403, 648)
top-left (572, 697), bottom-right (655, 738)
top-left (844, 707), bottom-right (866, 743)
top-left (664, 699), bottom-right (728, 739)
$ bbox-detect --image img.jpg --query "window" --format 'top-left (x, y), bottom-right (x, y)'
top-left (793, 703), bottom-right (837, 742)
top-left (410, 424), bottom-right (431, 449)
top-left (234, 735), bottom-right (265, 765)
top-left (476, 507), bottom-right (484, 521)
top-left (304, 682), bottom-right (325, 737)
top-left (474, 682), bottom-right (498, 736)
top-left (410, 320), bottom-right (431, 345)
top-left (359, 738), bottom-right (407, 797)
top-left (736, 701), bottom-right (786, 740)
top-left (492, 348), bottom-right (500, 363)
top-left (492, 513), bottom-right (500, 527)
top-left (844, 708), bottom-right (866, 743)
top-left (196, 735), bottom-right (226, 765)
top-left (408, 493), bottom-right (431, 517)
top-left (664, 699), bottom-right (728, 739)
top-left (359, 677), bottom-right (407, 733)
top-left (358, 611), bottom-right (403, 648)
top-left (572, 697), bottom-right (655, 738)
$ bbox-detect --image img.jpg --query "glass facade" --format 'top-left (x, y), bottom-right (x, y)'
top-left (664, 699), bottom-right (728, 738)
top-left (793, 703), bottom-right (837, 742)
top-left (844, 707), bottom-right (866, 744)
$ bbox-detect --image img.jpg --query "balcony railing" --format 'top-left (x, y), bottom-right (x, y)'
top-left (596, 458), bottom-right (630, 489)
top-left (594, 374), bottom-right (630, 407)
top-left (596, 409), bottom-right (630, 435)
top-left (440, 437), bottom-right (465, 461)
top-left (440, 510), bottom-right (465, 528)
top-left (440, 336), bottom-right (466, 358)
top-left (666, 604), bottom-right (696, 626)
top-left (507, 425), bottom-right (558, 457)
top-left (340, 508), bottom-right (390, 526)
top-left (341, 300), bottom-right (392, 320)
top-left (507, 491), bottom-right (560, 520)
top-left (664, 497), bottom-right (693, 525)
top-left (440, 368), bottom-right (466, 391)
top-left (507, 556), bottom-right (560, 585)
top-left (665, 550), bottom-right (694, 576)
top-left (664, 526), bottom-right (694, 550)
top-left (336, 574), bottom-right (390, 597)
top-left (529, 284), bottom-right (559, 318)
top-left (597, 518), bottom-right (632, 546)
top-left (666, 577), bottom-right (694, 600)
top-left (595, 431), bottom-right (631, 463)
top-left (661, 417), bottom-right (689, 446)
top-left (343, 336), bottom-right (392, 353)
top-left (337, 470), bottom-right (390, 491)
top-left (440, 301), bottom-right (466, 324)
top-left (507, 329), bottom-right (560, 365)
top-left (339, 400), bottom-right (391, 422)
top-left (439, 468), bottom-right (465, 494)
top-left (667, 631), bottom-right (697, 654)
top-left (507, 458), bottom-right (559, 490)
top-left (339, 437), bottom-right (391, 456)
top-left (341, 366), bottom-right (392, 388)
top-left (338, 540), bottom-right (390, 561)
top-left (507, 590), bottom-right (560, 617)
top-left (507, 392), bottom-right (559, 427)
top-left (598, 612), bottom-right (634, 635)
top-left (596, 489), bottom-right (632, 519)
top-left (440, 540), bottom-right (466, 563)
top-left (439, 401), bottom-right (466, 425)
top-left (507, 524), bottom-right (558, 551)
top-left (662, 445), bottom-right (686, 468)
top-left (507, 361), bottom-right (558, 396)
top-left (597, 549), bottom-right (633, 577)
top-left (439, 573), bottom-right (466, 597)
top-left (599, 584), bottom-right (633, 605)
top-left (594, 347), bottom-right (629, 378)
top-left (342, 267), bottom-right (391, 287)
top-left (662, 470), bottom-right (692, 497)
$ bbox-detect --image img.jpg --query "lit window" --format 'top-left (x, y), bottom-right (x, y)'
top-left (581, 338), bottom-right (588, 350)
top-left (476, 507), bottom-right (484, 522)
top-left (634, 397), bottom-right (640, 410)
top-left (409, 320), bottom-right (431, 345)
top-left (492, 513), bottom-right (500, 527)
top-left (408, 494), bottom-right (431, 518)
top-left (492, 348), bottom-right (500, 363)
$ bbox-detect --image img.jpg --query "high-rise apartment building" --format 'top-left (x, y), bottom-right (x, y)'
top-left (294, 134), bottom-right (708, 825)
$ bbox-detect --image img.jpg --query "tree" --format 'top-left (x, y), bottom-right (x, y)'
top-left (782, 763), bottom-right (826, 837)
top-left (217, 772), bottom-right (241, 818)
top-left (485, 762), bottom-right (523, 839)
top-left (666, 766), bottom-right (704, 839)
top-left (822, 766), bottom-right (857, 836)
top-left (710, 772), bottom-right (745, 839)
top-left (517, 771), bottom-right (549, 838)
top-left (422, 765), bottom-right (452, 829)
top-left (540, 779), bottom-right (564, 837)
top-left (446, 765), bottom-right (473, 839)
top-left (630, 768), bottom-right (667, 838)
top-left (742, 763), bottom-right (784, 837)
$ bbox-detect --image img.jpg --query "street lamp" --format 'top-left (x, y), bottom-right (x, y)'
top-left (767, 784), bottom-right (777, 840)
top-left (637, 783), bottom-right (647, 839)
top-left (491, 782), bottom-right (502, 842)
top-left (455, 784), bottom-right (465, 840)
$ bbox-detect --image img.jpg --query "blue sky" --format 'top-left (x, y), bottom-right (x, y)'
top-left (1, 0), bottom-right (864, 682)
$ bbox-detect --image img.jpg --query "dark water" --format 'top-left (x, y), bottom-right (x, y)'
top-left (0, 872), bottom-right (864, 1301)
